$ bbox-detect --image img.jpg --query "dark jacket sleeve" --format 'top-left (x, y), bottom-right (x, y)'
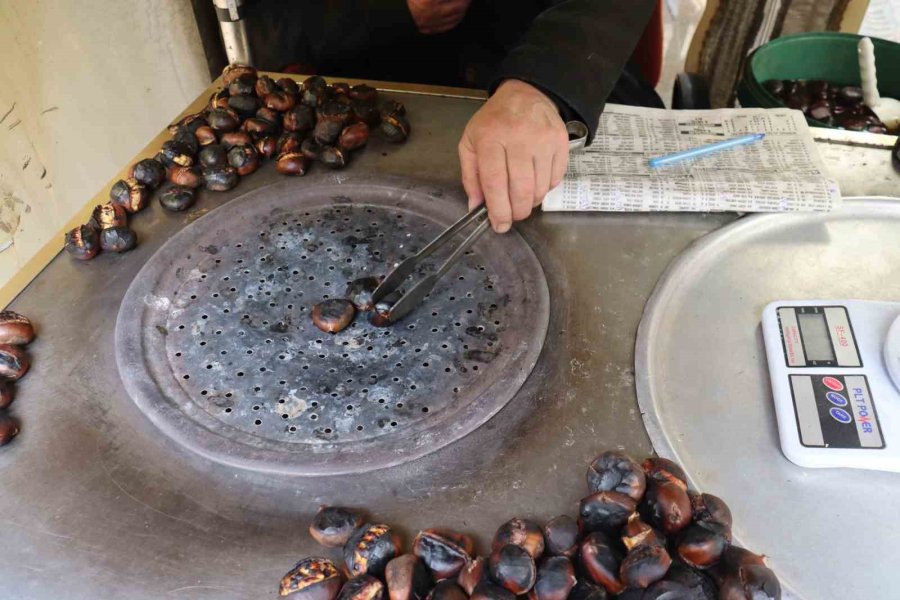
top-left (491, 0), bottom-right (656, 142)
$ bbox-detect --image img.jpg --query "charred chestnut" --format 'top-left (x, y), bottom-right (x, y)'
top-left (689, 492), bottom-right (733, 532)
top-left (587, 451), bottom-right (646, 501)
top-left (301, 137), bottom-right (326, 161)
top-left (195, 125), bottom-right (218, 146)
top-left (528, 556), bottom-right (575, 600)
top-left (227, 144), bottom-right (260, 176)
top-left (198, 144), bottom-right (228, 169)
top-left (676, 522), bottom-right (728, 569)
top-left (641, 457), bottom-right (687, 489)
top-left (302, 76), bottom-right (328, 107)
top-left (284, 105), bottom-right (316, 133)
top-left (319, 101), bottom-right (353, 126)
top-left (99, 226), bottom-right (137, 253)
top-left (173, 127), bottom-right (200, 155)
top-left (220, 131), bottom-right (253, 149)
top-left (312, 299), bottom-right (356, 333)
top-left (489, 544), bottom-right (536, 595)
top-left (543, 515), bottom-right (579, 558)
top-left (640, 481), bottom-right (691, 535)
top-left (338, 576), bottom-right (385, 600)
top-left (209, 88), bottom-right (231, 110)
top-left (257, 106), bottom-right (282, 124)
top-left (712, 548), bottom-right (780, 600)
top-left (278, 77), bottom-right (301, 96)
top-left (203, 167), bottom-right (240, 192)
top-left (492, 518), bottom-right (544, 560)
top-left (256, 75), bottom-right (278, 98)
top-left (222, 63), bottom-right (257, 87)
top-left (276, 152), bottom-right (310, 176)
top-left (567, 580), bottom-right (607, 600)
top-left (0, 381), bottom-right (13, 409)
top-left (256, 136), bottom-right (279, 159)
top-left (93, 203), bottom-right (128, 229)
top-left (158, 185), bottom-right (196, 212)
top-left (340, 123), bottom-right (370, 151)
top-left (578, 532), bottom-right (624, 595)
top-left (621, 514), bottom-right (664, 552)
top-left (310, 506), bottom-right (364, 548)
top-left (345, 277), bottom-right (382, 311)
top-left (458, 556), bottom-right (487, 595)
top-left (579, 491), bottom-right (637, 535)
top-left (315, 120), bottom-right (344, 146)
top-left (266, 91), bottom-right (297, 112)
top-left (426, 581), bottom-right (465, 600)
top-left (130, 158), bottom-right (166, 189)
top-left (0, 312), bottom-right (33, 346)
top-left (320, 147), bottom-right (349, 169)
top-left (158, 140), bottom-right (195, 168)
top-left (663, 562), bottom-right (717, 600)
top-left (344, 523), bottom-right (402, 577)
top-left (279, 557), bottom-right (344, 600)
top-left (380, 112), bottom-right (410, 143)
top-left (243, 117), bottom-right (278, 136)
top-left (65, 224), bottom-right (100, 261)
top-left (279, 131), bottom-right (304, 155)
top-left (386, 554), bottom-right (431, 600)
top-left (168, 166), bottom-right (203, 188)
top-left (350, 84), bottom-right (378, 105)
top-left (471, 583), bottom-right (515, 600)
top-left (168, 112), bottom-right (207, 135)
top-left (381, 100), bottom-right (406, 117)
top-left (619, 544), bottom-right (671, 589)
top-left (352, 101), bottom-right (381, 127)
top-left (228, 74), bottom-right (257, 97)
top-left (110, 178), bottom-right (149, 213)
top-left (0, 412), bottom-right (20, 446)
top-left (228, 94), bottom-right (260, 117)
top-left (413, 528), bottom-right (474, 580)
top-left (332, 82), bottom-right (351, 96)
top-left (207, 108), bottom-right (241, 132)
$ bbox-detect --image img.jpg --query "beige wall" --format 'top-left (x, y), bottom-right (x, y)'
top-left (0, 0), bottom-right (210, 290)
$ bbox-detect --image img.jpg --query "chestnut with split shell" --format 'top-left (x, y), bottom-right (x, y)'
top-left (457, 556), bottom-right (488, 595)
top-left (640, 480), bottom-right (692, 535)
top-left (619, 543), bottom-right (671, 589)
top-left (227, 144), bottom-right (260, 176)
top-left (527, 556), bottom-right (576, 600)
top-left (621, 514), bottom-right (664, 551)
top-left (587, 451), bottom-right (647, 500)
top-left (99, 227), bottom-right (138, 253)
top-left (641, 457), bottom-right (687, 489)
top-left (543, 515), bottom-right (580, 558)
top-left (320, 147), bottom-right (349, 170)
top-left (279, 557), bottom-right (344, 600)
top-left (266, 91), bottom-right (297, 112)
top-left (158, 140), bottom-right (195, 168)
top-left (159, 186), bottom-right (197, 212)
top-left (256, 136), bottom-right (279, 159)
top-left (578, 532), bottom-right (624, 595)
top-left (256, 75), bottom-right (278, 97)
top-left (195, 125), bottom-right (218, 146)
top-left (385, 554), bottom-right (431, 600)
top-left (310, 506), bottom-right (364, 548)
top-left (471, 583), bottom-right (515, 600)
top-left (337, 575), bottom-right (385, 600)
top-left (276, 152), bottom-right (310, 176)
top-left (344, 523), bottom-right (402, 577)
top-left (352, 101), bottom-right (381, 127)
top-left (345, 277), bottom-right (382, 311)
top-left (0, 412), bottom-right (20, 446)
top-left (0, 311), bottom-right (35, 346)
top-left (689, 492), bottom-right (733, 532)
top-left (93, 203), bottom-right (128, 229)
top-left (279, 131), bottom-right (304, 155)
top-left (222, 63), bottom-right (257, 87)
top-left (207, 108), bottom-right (241, 132)
top-left (65, 224), bottom-right (100, 261)
top-left (243, 117), bottom-right (278, 136)
top-left (492, 518), bottom-right (545, 560)
top-left (676, 522), bottom-right (729, 569)
top-left (110, 178), bottom-right (149, 214)
top-left (425, 581), bottom-right (466, 600)
top-left (380, 112), bottom-right (410, 143)
top-left (228, 74), bottom-right (256, 97)
top-left (579, 490), bottom-right (637, 535)
top-left (413, 528), bottom-right (474, 580)
top-left (168, 112), bottom-right (207, 135)
top-left (488, 544), bottom-right (536, 595)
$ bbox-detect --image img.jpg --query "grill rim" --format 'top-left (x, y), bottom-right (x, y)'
top-left (115, 174), bottom-right (549, 475)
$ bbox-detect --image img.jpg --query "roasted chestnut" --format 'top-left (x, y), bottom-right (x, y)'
top-left (380, 112), bottom-right (410, 143)
top-left (350, 84), bottom-right (378, 105)
top-left (158, 140), bottom-right (195, 168)
top-left (228, 74), bottom-right (257, 97)
top-left (320, 147), bottom-right (349, 169)
top-left (198, 144), bottom-right (228, 169)
top-left (173, 127), bottom-right (201, 155)
top-left (340, 123), bottom-right (370, 151)
top-left (158, 185), bottom-right (196, 212)
top-left (65, 224), bottom-right (100, 261)
top-left (301, 136), bottom-right (326, 161)
top-left (257, 106), bottom-right (282, 124)
top-left (619, 544), bottom-right (671, 589)
top-left (311, 299), bottom-right (356, 333)
top-left (243, 117), bottom-right (279, 136)
top-left (641, 457), bottom-right (687, 489)
top-left (266, 91), bottom-right (297, 112)
top-left (0, 412), bottom-right (19, 446)
top-left (227, 144), bottom-right (260, 176)
top-left (0, 311), bottom-right (35, 346)
top-left (99, 227), bottom-right (137, 253)
top-left (168, 112), bottom-right (207, 135)
top-left (663, 562), bottom-right (717, 600)
top-left (492, 518), bottom-right (544, 560)
top-left (209, 88), bottom-right (231, 110)
top-left (587, 451), bottom-right (646, 501)
top-left (338, 575), bottom-right (385, 600)
top-left (689, 492), bottom-right (733, 532)
top-left (471, 583), bottom-right (515, 600)
top-left (345, 277), bottom-right (382, 311)
top-left (207, 108), bottom-right (241, 132)
top-left (195, 125), bottom-right (219, 146)
top-left (640, 481), bottom-right (691, 535)
top-left (712, 548), bottom-right (780, 600)
top-left (256, 75), bottom-right (278, 97)
top-left (567, 580), bottom-right (607, 600)
top-left (676, 522), bottom-right (728, 568)
top-left (369, 290), bottom-right (402, 327)
top-left (381, 100), bottom-right (406, 117)
top-left (579, 491), bottom-right (637, 535)
top-left (110, 178), bottom-right (149, 213)
top-left (279, 131), bottom-right (304, 155)
top-left (310, 506), bottom-right (365, 548)
top-left (284, 105), bottom-right (316, 133)
top-left (425, 581), bottom-right (466, 600)
top-left (222, 63), bottom-right (257, 87)
top-left (458, 556), bottom-right (487, 595)
top-left (278, 77), bottom-right (301, 96)
top-left (578, 532), bottom-right (624, 595)
top-left (0, 345), bottom-right (28, 381)
top-left (413, 528), bottom-right (474, 580)
top-left (276, 152), bottom-right (310, 176)
top-left (168, 166), bottom-right (203, 188)
top-left (315, 120), bottom-right (344, 146)
top-left (489, 544), bottom-right (536, 595)
top-left (332, 82), bottom-right (351, 96)
top-left (543, 515), bottom-right (579, 558)
top-left (621, 514), bottom-right (664, 551)
top-left (130, 158), bottom-right (167, 189)
top-left (203, 167), bottom-right (240, 192)
top-left (279, 557), bottom-right (344, 600)
top-left (256, 136), bottom-right (279, 159)
top-left (319, 101), bottom-right (353, 126)
top-left (386, 554), bottom-right (431, 600)
top-left (220, 131), bottom-right (253, 148)
top-left (93, 203), bottom-right (128, 229)
top-left (352, 101), bottom-right (381, 127)
top-left (344, 523), bottom-right (402, 577)
top-left (228, 93), bottom-right (260, 117)
top-left (0, 381), bottom-right (13, 409)
top-left (302, 76), bottom-right (328, 107)
top-left (528, 556), bottom-right (575, 600)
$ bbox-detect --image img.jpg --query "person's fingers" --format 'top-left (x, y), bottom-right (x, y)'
top-left (550, 147), bottom-right (569, 190)
top-left (458, 136), bottom-right (483, 210)
top-left (533, 153), bottom-right (553, 207)
top-left (476, 142), bottom-right (512, 233)
top-left (506, 147), bottom-right (535, 221)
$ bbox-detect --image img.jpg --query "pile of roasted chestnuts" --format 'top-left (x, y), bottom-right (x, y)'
top-left (64, 63), bottom-right (410, 261)
top-left (764, 79), bottom-right (897, 134)
top-left (279, 451), bottom-right (781, 600)
top-left (0, 311), bottom-right (35, 447)
top-left (311, 276), bottom-right (400, 333)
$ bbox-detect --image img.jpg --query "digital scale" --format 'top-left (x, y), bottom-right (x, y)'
top-left (762, 300), bottom-right (900, 472)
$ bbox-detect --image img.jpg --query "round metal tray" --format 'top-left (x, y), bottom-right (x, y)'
top-left (635, 198), bottom-right (900, 600)
top-left (116, 175), bottom-right (549, 475)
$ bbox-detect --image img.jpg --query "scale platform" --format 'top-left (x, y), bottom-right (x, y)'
top-left (635, 198), bottom-right (900, 600)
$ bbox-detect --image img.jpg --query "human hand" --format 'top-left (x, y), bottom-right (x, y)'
top-left (407, 0), bottom-right (472, 35)
top-left (458, 79), bottom-right (569, 233)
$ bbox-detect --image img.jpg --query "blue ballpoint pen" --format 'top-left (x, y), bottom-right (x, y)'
top-left (648, 132), bottom-right (766, 168)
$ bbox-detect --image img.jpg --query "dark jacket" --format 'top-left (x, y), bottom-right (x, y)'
top-left (245, 0), bottom-right (660, 140)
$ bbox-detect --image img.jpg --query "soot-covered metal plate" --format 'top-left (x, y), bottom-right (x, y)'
top-left (116, 175), bottom-right (549, 474)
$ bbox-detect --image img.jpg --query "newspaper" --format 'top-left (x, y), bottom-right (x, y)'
top-left (543, 104), bottom-right (842, 212)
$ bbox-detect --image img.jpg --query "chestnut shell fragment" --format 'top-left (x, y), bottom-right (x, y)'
top-left (0, 412), bottom-right (20, 446)
top-left (344, 523), bottom-right (402, 577)
top-left (345, 277), bottom-right (382, 311)
top-left (425, 581), bottom-right (466, 600)
top-left (413, 528), bottom-right (474, 580)
top-left (579, 532), bottom-right (624, 595)
top-left (0, 311), bottom-right (35, 346)
top-left (492, 518), bottom-right (545, 560)
top-left (159, 185), bottom-right (197, 212)
top-left (543, 515), bottom-right (579, 558)
top-left (587, 451), bottom-right (647, 500)
top-left (619, 543), bottom-right (671, 589)
top-left (528, 556), bottom-right (576, 600)
top-left (99, 227), bottom-right (138, 253)
top-left (488, 544), bottom-right (536, 595)
top-left (279, 557), bottom-right (344, 600)
top-left (386, 554), bottom-right (431, 600)
top-left (579, 491), bottom-right (637, 535)
top-left (65, 224), bottom-right (100, 261)
top-left (338, 575), bottom-right (386, 600)
top-left (310, 506), bottom-right (364, 548)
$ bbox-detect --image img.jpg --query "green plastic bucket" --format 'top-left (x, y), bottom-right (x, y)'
top-left (738, 32), bottom-right (900, 128)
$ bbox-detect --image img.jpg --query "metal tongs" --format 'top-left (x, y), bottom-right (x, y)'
top-left (371, 205), bottom-right (490, 323)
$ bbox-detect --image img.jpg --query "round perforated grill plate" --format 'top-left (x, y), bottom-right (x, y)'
top-left (116, 176), bottom-right (549, 474)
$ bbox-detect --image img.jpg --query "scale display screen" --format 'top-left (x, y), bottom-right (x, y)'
top-left (797, 312), bottom-right (836, 362)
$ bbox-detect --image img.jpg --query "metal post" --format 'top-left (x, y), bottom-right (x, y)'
top-left (213, 0), bottom-right (253, 66)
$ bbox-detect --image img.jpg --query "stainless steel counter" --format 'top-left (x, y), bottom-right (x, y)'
top-left (0, 81), bottom-right (895, 598)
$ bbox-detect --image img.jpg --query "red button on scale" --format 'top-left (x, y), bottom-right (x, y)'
top-left (822, 376), bottom-right (844, 392)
